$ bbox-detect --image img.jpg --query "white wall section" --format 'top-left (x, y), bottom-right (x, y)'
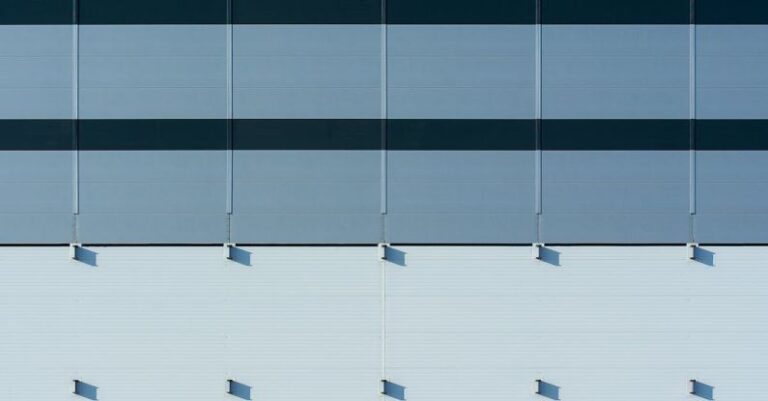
top-left (0, 245), bottom-right (766, 400)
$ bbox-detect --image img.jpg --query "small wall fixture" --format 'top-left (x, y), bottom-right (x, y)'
top-left (535, 379), bottom-right (560, 400)
top-left (687, 243), bottom-right (699, 260)
top-left (224, 243), bottom-right (236, 260)
top-left (689, 380), bottom-right (714, 400)
top-left (532, 243), bottom-right (544, 260)
top-left (227, 380), bottom-right (251, 400)
top-left (73, 380), bottom-right (98, 400)
top-left (378, 243), bottom-right (390, 261)
top-left (382, 380), bottom-right (406, 400)
top-left (69, 243), bottom-right (82, 260)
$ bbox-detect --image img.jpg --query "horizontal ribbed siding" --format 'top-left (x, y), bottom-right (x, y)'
top-left (0, 245), bottom-right (767, 400)
top-left (0, 20), bottom-right (766, 244)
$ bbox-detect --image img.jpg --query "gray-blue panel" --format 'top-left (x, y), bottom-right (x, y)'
top-left (0, 151), bottom-right (73, 243)
top-left (79, 25), bottom-right (226, 56)
top-left (79, 151), bottom-right (227, 243)
top-left (77, 214), bottom-right (228, 244)
top-left (79, 25), bottom-right (227, 119)
top-left (698, 184), bottom-right (768, 212)
top-left (79, 88), bottom-right (227, 119)
top-left (389, 182), bottom-right (532, 213)
top-left (0, 26), bottom-right (72, 55)
top-left (231, 150), bottom-right (381, 243)
top-left (80, 182), bottom-right (225, 213)
top-left (542, 151), bottom-right (689, 243)
top-left (696, 26), bottom-right (768, 119)
top-left (387, 88), bottom-right (534, 119)
top-left (0, 57), bottom-right (71, 87)
top-left (387, 151), bottom-right (535, 243)
top-left (542, 25), bottom-right (689, 119)
top-left (235, 57), bottom-right (379, 88)
top-left (234, 88), bottom-right (381, 119)
top-left (387, 213), bottom-right (537, 243)
top-left (696, 151), bottom-right (768, 242)
top-left (0, 26), bottom-right (72, 119)
top-left (79, 151), bottom-right (224, 182)
top-left (231, 213), bottom-right (382, 244)
top-left (234, 25), bottom-right (381, 119)
top-left (696, 214), bottom-right (768, 244)
top-left (0, 214), bottom-right (73, 243)
top-left (80, 57), bottom-right (224, 87)
top-left (541, 213), bottom-right (690, 243)
top-left (387, 25), bottom-right (534, 119)
top-left (0, 183), bottom-right (72, 213)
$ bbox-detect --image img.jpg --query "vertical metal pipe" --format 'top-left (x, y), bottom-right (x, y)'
top-left (689, 0), bottom-right (697, 242)
top-left (534, 0), bottom-right (543, 242)
top-left (380, 1), bottom-right (389, 241)
top-left (72, 0), bottom-right (80, 241)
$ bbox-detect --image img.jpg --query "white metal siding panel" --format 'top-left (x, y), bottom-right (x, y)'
top-left (0, 246), bottom-right (381, 401)
top-left (385, 246), bottom-right (768, 401)
top-left (1, 246), bottom-right (766, 400)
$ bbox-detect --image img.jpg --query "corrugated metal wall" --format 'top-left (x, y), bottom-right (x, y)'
top-left (0, 245), bottom-right (766, 400)
top-left (1, 2), bottom-right (767, 400)
top-left (1, 0), bottom-right (767, 244)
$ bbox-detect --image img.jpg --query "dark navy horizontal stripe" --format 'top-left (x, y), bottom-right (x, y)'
top-left (1, 0), bottom-right (765, 24)
top-left (79, 120), bottom-right (227, 150)
top-left (697, 120), bottom-right (768, 150)
top-left (542, 120), bottom-right (690, 151)
top-left (696, 0), bottom-right (768, 24)
top-left (387, 0), bottom-right (535, 24)
top-left (2, 119), bottom-right (768, 151)
top-left (541, 0), bottom-right (690, 24)
top-left (388, 120), bottom-right (535, 150)
top-left (234, 119), bottom-right (381, 150)
top-left (0, 0), bottom-right (73, 24)
top-left (0, 120), bottom-right (73, 150)
top-left (78, 0), bottom-right (228, 24)
top-left (233, 0), bottom-right (382, 24)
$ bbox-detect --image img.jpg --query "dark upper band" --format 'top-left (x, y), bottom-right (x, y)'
top-left (1, 0), bottom-right (766, 25)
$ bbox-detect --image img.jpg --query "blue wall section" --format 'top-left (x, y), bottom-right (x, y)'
top-left (542, 151), bottom-right (690, 243)
top-left (79, 25), bottom-right (228, 119)
top-left (387, 25), bottom-right (535, 119)
top-left (0, 19), bottom-right (767, 243)
top-left (234, 25), bottom-right (382, 119)
top-left (0, 26), bottom-right (73, 119)
top-left (542, 25), bottom-right (690, 119)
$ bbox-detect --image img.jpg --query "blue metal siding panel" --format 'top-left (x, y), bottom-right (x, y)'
top-left (697, 26), bottom-right (768, 119)
top-left (233, 25), bottom-right (381, 119)
top-left (387, 25), bottom-right (535, 119)
top-left (541, 151), bottom-right (690, 243)
top-left (542, 25), bottom-right (690, 119)
top-left (79, 25), bottom-right (227, 119)
top-left (0, 26), bottom-right (73, 119)
top-left (78, 151), bottom-right (227, 243)
top-left (387, 151), bottom-right (536, 243)
top-left (696, 151), bottom-right (768, 243)
top-left (0, 151), bottom-right (73, 243)
top-left (231, 150), bottom-right (382, 243)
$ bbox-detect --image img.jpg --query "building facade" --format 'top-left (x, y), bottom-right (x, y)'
top-left (0, 0), bottom-right (767, 400)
